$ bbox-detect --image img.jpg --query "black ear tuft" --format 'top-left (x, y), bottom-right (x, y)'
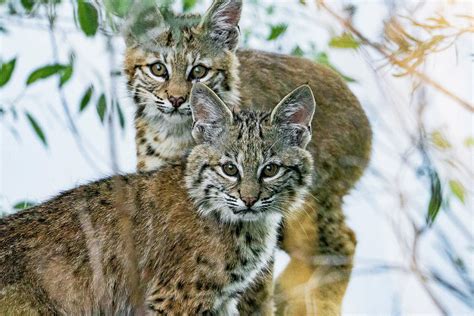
top-left (270, 85), bottom-right (316, 148)
top-left (200, 0), bottom-right (242, 50)
top-left (190, 83), bottom-right (233, 143)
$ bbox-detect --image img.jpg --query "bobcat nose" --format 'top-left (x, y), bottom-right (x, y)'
top-left (241, 196), bottom-right (257, 208)
top-left (169, 96), bottom-right (186, 108)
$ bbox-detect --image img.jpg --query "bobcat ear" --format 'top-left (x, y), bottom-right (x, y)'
top-left (200, 0), bottom-right (242, 51)
top-left (190, 83), bottom-right (234, 143)
top-left (270, 85), bottom-right (316, 148)
top-left (123, 3), bottom-right (168, 47)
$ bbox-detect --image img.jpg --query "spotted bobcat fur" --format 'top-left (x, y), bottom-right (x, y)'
top-left (124, 1), bottom-right (372, 314)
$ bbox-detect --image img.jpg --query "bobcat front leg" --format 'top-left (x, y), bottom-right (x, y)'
top-left (238, 270), bottom-right (274, 316)
top-left (275, 197), bottom-right (356, 316)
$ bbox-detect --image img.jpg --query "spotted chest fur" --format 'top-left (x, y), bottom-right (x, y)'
top-left (144, 214), bottom-right (281, 315)
top-left (135, 115), bottom-right (195, 171)
top-left (217, 215), bottom-right (280, 311)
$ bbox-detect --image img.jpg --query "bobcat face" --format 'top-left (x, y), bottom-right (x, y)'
top-left (124, 1), bottom-right (242, 124)
top-left (186, 83), bottom-right (316, 223)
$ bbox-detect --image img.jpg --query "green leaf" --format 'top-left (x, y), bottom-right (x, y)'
top-left (13, 200), bottom-right (35, 210)
top-left (116, 101), bottom-right (125, 129)
top-left (25, 112), bottom-right (47, 146)
top-left (105, 0), bottom-right (132, 17)
top-left (59, 63), bottom-right (73, 87)
top-left (183, 0), bottom-right (196, 12)
top-left (26, 64), bottom-right (66, 85)
top-left (267, 23), bottom-right (287, 41)
top-left (79, 86), bottom-right (94, 112)
top-left (426, 170), bottom-right (443, 226)
top-left (315, 51), bottom-right (329, 64)
top-left (291, 46), bottom-right (304, 57)
top-left (464, 137), bottom-right (474, 147)
top-left (449, 180), bottom-right (465, 203)
top-left (0, 58), bottom-right (16, 87)
top-left (431, 130), bottom-right (451, 150)
top-left (77, 0), bottom-right (99, 37)
top-left (96, 94), bottom-right (107, 123)
top-left (329, 33), bottom-right (360, 49)
top-left (20, 0), bottom-right (35, 11)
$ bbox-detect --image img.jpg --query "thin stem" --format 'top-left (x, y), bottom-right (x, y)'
top-left (47, 11), bottom-right (102, 171)
top-left (318, 1), bottom-right (474, 112)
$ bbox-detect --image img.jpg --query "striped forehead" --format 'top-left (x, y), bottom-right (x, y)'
top-left (227, 111), bottom-right (273, 164)
top-left (142, 26), bottom-right (199, 54)
top-left (234, 111), bottom-right (269, 141)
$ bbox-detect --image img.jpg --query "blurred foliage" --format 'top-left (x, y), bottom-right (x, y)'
top-left (426, 169), bottom-right (442, 226)
top-left (0, 58), bottom-right (16, 87)
top-left (105, 0), bottom-right (132, 17)
top-left (431, 130), bottom-right (451, 150)
top-left (267, 23), bottom-right (287, 40)
top-left (448, 180), bottom-right (465, 203)
top-left (329, 32), bottom-right (360, 49)
top-left (182, 0), bottom-right (196, 12)
top-left (0, 0), bottom-right (472, 312)
top-left (79, 85), bottom-right (94, 112)
top-left (26, 64), bottom-right (67, 85)
top-left (384, 14), bottom-right (474, 77)
top-left (13, 200), bottom-right (36, 210)
top-left (77, 0), bottom-right (98, 36)
top-left (96, 93), bottom-right (107, 123)
top-left (25, 111), bottom-right (47, 146)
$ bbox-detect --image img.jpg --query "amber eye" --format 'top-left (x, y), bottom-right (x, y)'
top-left (190, 65), bottom-right (209, 80)
top-left (222, 163), bottom-right (239, 177)
top-left (149, 62), bottom-right (167, 77)
top-left (262, 164), bottom-right (280, 178)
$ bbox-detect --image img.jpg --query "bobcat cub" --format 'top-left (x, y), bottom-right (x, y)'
top-left (0, 83), bottom-right (315, 315)
top-left (125, 1), bottom-right (371, 313)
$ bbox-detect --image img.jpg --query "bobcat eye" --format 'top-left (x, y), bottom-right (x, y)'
top-left (149, 62), bottom-right (167, 77)
top-left (190, 65), bottom-right (209, 80)
top-left (222, 163), bottom-right (239, 177)
top-left (262, 164), bottom-right (280, 178)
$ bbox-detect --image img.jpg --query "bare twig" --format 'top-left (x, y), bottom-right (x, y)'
top-left (318, 1), bottom-right (474, 112)
top-left (47, 12), bottom-right (103, 171)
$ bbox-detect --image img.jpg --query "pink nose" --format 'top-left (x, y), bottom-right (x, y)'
top-left (169, 96), bottom-right (186, 108)
top-left (241, 196), bottom-right (257, 208)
